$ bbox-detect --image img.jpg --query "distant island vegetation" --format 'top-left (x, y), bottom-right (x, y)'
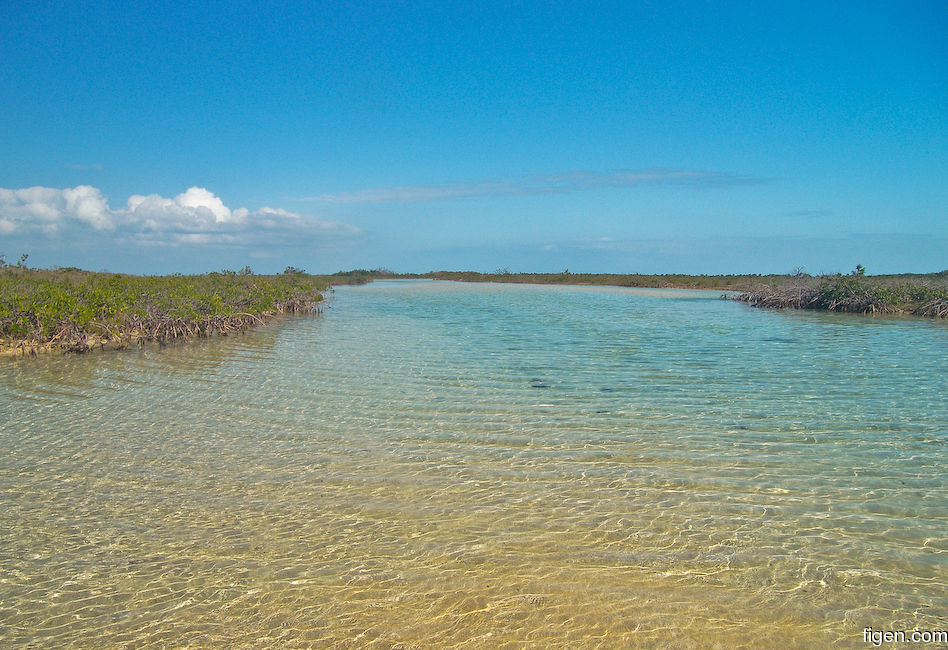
top-left (3, 256), bottom-right (947, 357)
top-left (335, 266), bottom-right (948, 318)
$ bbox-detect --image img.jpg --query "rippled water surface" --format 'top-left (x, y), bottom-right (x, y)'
top-left (2, 280), bottom-right (947, 648)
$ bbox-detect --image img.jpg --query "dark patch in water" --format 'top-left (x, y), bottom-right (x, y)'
top-left (763, 337), bottom-right (799, 344)
top-left (530, 378), bottom-right (550, 388)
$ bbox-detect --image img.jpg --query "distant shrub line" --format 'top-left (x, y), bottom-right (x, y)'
top-left (340, 266), bottom-right (948, 319)
top-left (416, 270), bottom-right (782, 290)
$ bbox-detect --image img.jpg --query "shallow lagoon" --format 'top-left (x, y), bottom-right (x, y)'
top-left (1, 280), bottom-right (946, 647)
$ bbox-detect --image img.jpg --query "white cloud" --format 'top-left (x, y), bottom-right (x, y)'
top-left (0, 185), bottom-right (114, 229)
top-left (125, 192), bottom-right (222, 231)
top-left (173, 186), bottom-right (232, 223)
top-left (63, 185), bottom-right (112, 229)
top-left (0, 185), bottom-right (361, 246)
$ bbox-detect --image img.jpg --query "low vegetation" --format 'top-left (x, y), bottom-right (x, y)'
top-left (0, 260), bottom-right (331, 356)
top-left (733, 268), bottom-right (948, 318)
top-left (330, 268), bottom-right (393, 284)
top-left (415, 270), bottom-right (783, 290)
top-left (332, 268), bottom-right (794, 290)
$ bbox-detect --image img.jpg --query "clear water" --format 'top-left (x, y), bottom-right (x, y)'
top-left (1, 280), bottom-right (946, 648)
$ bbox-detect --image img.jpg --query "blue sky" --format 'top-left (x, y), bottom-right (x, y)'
top-left (1, 1), bottom-right (946, 274)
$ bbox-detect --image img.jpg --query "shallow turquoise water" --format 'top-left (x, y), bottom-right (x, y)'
top-left (1, 280), bottom-right (946, 647)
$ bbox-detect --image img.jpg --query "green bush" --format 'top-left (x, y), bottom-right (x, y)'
top-left (0, 266), bottom-right (328, 352)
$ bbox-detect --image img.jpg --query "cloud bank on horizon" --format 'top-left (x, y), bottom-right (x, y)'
top-left (0, 185), bottom-right (360, 247)
top-left (302, 169), bottom-right (765, 204)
